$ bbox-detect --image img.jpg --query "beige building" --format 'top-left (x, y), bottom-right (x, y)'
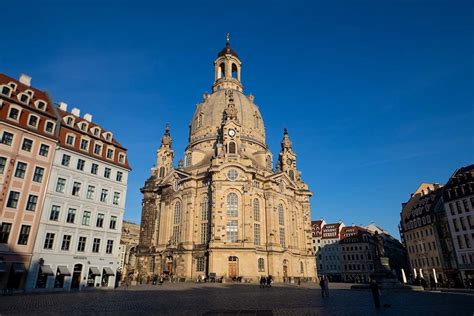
top-left (0, 74), bottom-right (58, 289)
top-left (118, 221), bottom-right (140, 279)
top-left (136, 37), bottom-right (316, 282)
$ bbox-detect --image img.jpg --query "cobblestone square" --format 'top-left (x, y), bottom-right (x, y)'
top-left (0, 282), bottom-right (473, 315)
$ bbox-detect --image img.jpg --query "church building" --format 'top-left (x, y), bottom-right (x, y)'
top-left (136, 36), bottom-right (316, 282)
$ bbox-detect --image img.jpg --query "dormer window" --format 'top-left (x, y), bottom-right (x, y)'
top-left (36, 100), bottom-right (47, 111)
top-left (19, 94), bottom-right (29, 104)
top-left (1, 85), bottom-right (12, 97)
top-left (8, 107), bottom-right (20, 120)
top-left (28, 114), bottom-right (39, 127)
top-left (66, 116), bottom-right (74, 126)
top-left (92, 128), bottom-right (101, 136)
top-left (25, 90), bottom-right (34, 97)
top-left (45, 121), bottom-right (55, 134)
top-left (80, 122), bottom-right (87, 131)
top-left (104, 132), bottom-right (112, 142)
top-left (8, 82), bottom-right (17, 90)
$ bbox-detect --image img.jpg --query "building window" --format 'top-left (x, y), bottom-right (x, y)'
top-left (91, 163), bottom-right (99, 175)
top-left (80, 139), bottom-right (89, 150)
top-left (1, 85), bottom-right (12, 96)
top-left (77, 159), bottom-right (85, 171)
top-left (279, 227), bottom-right (286, 247)
top-left (6, 191), bottom-right (20, 208)
top-left (77, 236), bottom-right (87, 252)
top-left (196, 257), bottom-right (205, 272)
top-left (92, 238), bottom-right (101, 253)
top-left (19, 94), bottom-right (29, 103)
top-left (17, 225), bottom-right (31, 245)
top-left (96, 213), bottom-right (104, 227)
top-left (8, 107), bottom-right (20, 120)
top-left (1, 132), bottom-right (14, 145)
top-left (39, 144), bottom-right (49, 157)
top-left (456, 201), bottom-right (462, 214)
top-left (228, 142), bottom-right (236, 154)
top-left (61, 235), bottom-right (71, 251)
top-left (94, 144), bottom-right (102, 155)
top-left (172, 225), bottom-right (180, 244)
top-left (300, 261), bottom-right (304, 273)
top-left (37, 101), bottom-right (46, 111)
top-left (82, 211), bottom-right (91, 226)
top-left (227, 193), bottom-right (238, 217)
top-left (14, 162), bottom-right (27, 178)
top-left (258, 258), bottom-right (265, 272)
top-left (201, 197), bottom-right (209, 221)
top-left (28, 115), bottom-right (38, 128)
top-left (80, 123), bottom-right (87, 131)
top-left (109, 216), bottom-right (117, 230)
top-left (56, 178), bottom-right (66, 193)
top-left (100, 189), bottom-right (108, 203)
top-left (50, 205), bottom-right (60, 221)
top-left (0, 223), bottom-right (12, 243)
top-left (61, 154), bottom-right (70, 166)
top-left (278, 204), bottom-right (285, 225)
top-left (32, 166), bottom-right (44, 182)
top-left (463, 199), bottom-right (469, 212)
top-left (254, 223), bottom-right (261, 245)
top-left (66, 135), bottom-right (74, 145)
top-left (159, 167), bottom-right (165, 178)
top-left (185, 152), bottom-right (192, 167)
top-left (86, 185), bottom-right (95, 199)
top-left (226, 220), bottom-right (238, 242)
top-left (66, 208), bottom-right (76, 223)
top-left (0, 157), bottom-right (6, 174)
top-left (45, 121), bottom-right (54, 133)
top-left (119, 153), bottom-right (125, 163)
top-left (174, 202), bottom-right (181, 225)
top-left (201, 223), bottom-right (209, 244)
top-left (26, 194), bottom-right (38, 211)
top-left (22, 138), bottom-right (33, 152)
top-left (72, 182), bottom-right (81, 196)
top-left (44, 233), bottom-right (55, 249)
top-left (106, 240), bottom-right (114, 254)
top-left (106, 148), bottom-right (114, 159)
top-left (116, 171), bottom-right (123, 182)
top-left (253, 199), bottom-right (260, 222)
top-left (227, 169), bottom-right (238, 181)
top-left (113, 192), bottom-right (120, 205)
top-left (104, 167), bottom-right (111, 178)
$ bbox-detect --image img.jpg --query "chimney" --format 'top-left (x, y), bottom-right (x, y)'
top-left (83, 113), bottom-right (93, 122)
top-left (58, 102), bottom-right (68, 111)
top-left (71, 107), bottom-right (80, 117)
top-left (19, 74), bottom-right (32, 87)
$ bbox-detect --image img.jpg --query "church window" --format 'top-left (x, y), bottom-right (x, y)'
top-left (289, 170), bottom-right (295, 181)
top-left (200, 223), bottom-right (208, 244)
top-left (254, 223), bottom-right (261, 246)
top-left (278, 204), bottom-right (285, 226)
top-left (218, 63), bottom-right (225, 79)
top-left (197, 113), bottom-right (203, 129)
top-left (300, 261), bottom-right (304, 273)
top-left (279, 227), bottom-right (286, 247)
top-left (258, 258), bottom-right (265, 272)
top-left (227, 169), bottom-right (238, 181)
top-left (159, 167), bottom-right (165, 178)
top-left (185, 152), bottom-right (192, 167)
top-left (196, 257), bottom-right (205, 272)
top-left (228, 142), bottom-right (236, 154)
top-left (172, 226), bottom-right (180, 244)
top-left (201, 197), bottom-right (209, 221)
top-left (253, 199), bottom-right (260, 222)
top-left (254, 112), bottom-right (259, 129)
top-left (174, 202), bottom-right (181, 225)
top-left (266, 156), bottom-right (272, 169)
top-left (231, 63), bottom-right (238, 78)
top-left (227, 193), bottom-right (238, 217)
top-left (226, 220), bottom-right (238, 242)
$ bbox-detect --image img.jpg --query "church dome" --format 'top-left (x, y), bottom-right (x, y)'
top-left (189, 89), bottom-right (266, 149)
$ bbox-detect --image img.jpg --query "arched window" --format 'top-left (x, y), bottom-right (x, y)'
top-left (231, 63), bottom-right (238, 78)
top-left (227, 193), bottom-right (238, 217)
top-left (159, 167), bottom-right (165, 178)
top-left (201, 196), bottom-right (209, 221)
top-left (253, 199), bottom-right (260, 222)
top-left (266, 156), bottom-right (272, 169)
top-left (197, 113), bottom-right (203, 129)
top-left (174, 202), bottom-right (181, 225)
top-left (229, 256), bottom-right (238, 262)
top-left (185, 152), bottom-right (192, 167)
top-left (300, 261), bottom-right (304, 273)
top-left (219, 63), bottom-right (225, 79)
top-left (228, 142), bottom-right (236, 154)
top-left (258, 258), bottom-right (265, 272)
top-left (289, 170), bottom-right (294, 181)
top-left (278, 204), bottom-right (284, 225)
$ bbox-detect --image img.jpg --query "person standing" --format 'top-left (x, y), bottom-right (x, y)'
top-left (319, 277), bottom-right (325, 297)
top-left (323, 276), bottom-right (330, 297)
top-left (370, 279), bottom-right (381, 308)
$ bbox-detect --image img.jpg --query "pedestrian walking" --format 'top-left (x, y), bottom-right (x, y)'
top-left (260, 276), bottom-right (266, 288)
top-left (266, 275), bottom-right (272, 288)
top-left (370, 279), bottom-right (381, 308)
top-left (323, 276), bottom-right (329, 297)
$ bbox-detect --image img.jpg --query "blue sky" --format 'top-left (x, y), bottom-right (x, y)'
top-left (1, 1), bottom-right (472, 237)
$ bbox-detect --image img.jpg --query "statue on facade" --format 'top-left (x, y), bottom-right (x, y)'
top-left (373, 231), bottom-right (385, 258)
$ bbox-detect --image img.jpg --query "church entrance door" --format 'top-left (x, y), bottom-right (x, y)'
top-left (228, 256), bottom-right (238, 278)
top-left (167, 262), bottom-right (173, 274)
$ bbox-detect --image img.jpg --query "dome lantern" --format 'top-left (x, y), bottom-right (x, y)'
top-left (212, 33), bottom-right (243, 92)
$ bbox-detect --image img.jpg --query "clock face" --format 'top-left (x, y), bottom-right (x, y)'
top-left (228, 129), bottom-right (236, 137)
top-left (287, 158), bottom-right (292, 165)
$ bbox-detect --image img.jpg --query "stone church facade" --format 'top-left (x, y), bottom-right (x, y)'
top-left (136, 37), bottom-right (316, 282)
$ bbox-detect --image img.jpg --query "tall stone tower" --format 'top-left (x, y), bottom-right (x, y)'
top-left (136, 36), bottom-right (316, 282)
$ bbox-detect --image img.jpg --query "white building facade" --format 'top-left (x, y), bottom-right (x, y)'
top-left (26, 105), bottom-right (130, 291)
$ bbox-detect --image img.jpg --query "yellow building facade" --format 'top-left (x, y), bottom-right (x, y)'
top-left (136, 37), bottom-right (316, 282)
